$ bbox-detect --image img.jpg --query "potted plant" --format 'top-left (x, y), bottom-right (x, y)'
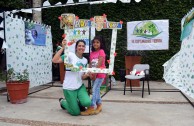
top-left (0, 70), bottom-right (6, 93)
top-left (6, 68), bottom-right (30, 104)
top-left (0, 70), bottom-right (6, 82)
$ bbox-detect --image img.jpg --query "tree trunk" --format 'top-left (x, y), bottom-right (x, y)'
top-left (32, 0), bottom-right (42, 23)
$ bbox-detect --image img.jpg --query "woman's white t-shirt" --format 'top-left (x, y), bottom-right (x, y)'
top-left (61, 52), bottom-right (87, 90)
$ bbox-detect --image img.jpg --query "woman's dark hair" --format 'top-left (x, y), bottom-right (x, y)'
top-left (75, 39), bottom-right (86, 53)
top-left (91, 35), bottom-right (105, 52)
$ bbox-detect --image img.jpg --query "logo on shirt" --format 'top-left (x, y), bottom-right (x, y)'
top-left (76, 61), bottom-right (86, 68)
top-left (91, 59), bottom-right (98, 68)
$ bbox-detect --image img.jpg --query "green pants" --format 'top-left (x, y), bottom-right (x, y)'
top-left (61, 84), bottom-right (91, 116)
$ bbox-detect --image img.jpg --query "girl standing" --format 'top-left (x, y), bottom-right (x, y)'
top-left (81, 36), bottom-right (106, 116)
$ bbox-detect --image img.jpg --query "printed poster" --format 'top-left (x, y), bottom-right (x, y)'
top-left (25, 22), bottom-right (46, 46)
top-left (65, 27), bottom-right (95, 53)
top-left (127, 20), bottom-right (169, 50)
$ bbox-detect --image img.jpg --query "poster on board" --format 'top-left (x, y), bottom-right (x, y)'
top-left (25, 22), bottom-right (46, 46)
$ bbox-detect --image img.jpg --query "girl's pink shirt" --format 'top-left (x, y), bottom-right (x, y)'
top-left (90, 49), bottom-right (106, 78)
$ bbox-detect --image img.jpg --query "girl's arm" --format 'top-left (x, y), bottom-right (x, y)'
top-left (52, 39), bottom-right (66, 63)
top-left (97, 49), bottom-right (105, 68)
top-left (97, 56), bottom-right (103, 68)
top-left (82, 73), bottom-right (90, 80)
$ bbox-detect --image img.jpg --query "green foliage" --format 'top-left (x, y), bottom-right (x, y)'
top-left (0, 0), bottom-right (28, 9)
top-left (7, 68), bottom-right (29, 83)
top-left (0, 71), bottom-right (6, 81)
top-left (1, 0), bottom-right (193, 81)
top-left (42, 0), bottom-right (194, 80)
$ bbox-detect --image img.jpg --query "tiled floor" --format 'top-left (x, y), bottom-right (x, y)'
top-left (0, 81), bottom-right (194, 126)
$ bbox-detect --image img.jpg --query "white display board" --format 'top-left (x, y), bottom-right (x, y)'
top-left (163, 9), bottom-right (194, 99)
top-left (5, 14), bottom-right (53, 88)
top-left (127, 20), bottom-right (169, 50)
top-left (60, 14), bottom-right (122, 75)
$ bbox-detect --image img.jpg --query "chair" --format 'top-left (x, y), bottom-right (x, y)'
top-left (124, 64), bottom-right (150, 98)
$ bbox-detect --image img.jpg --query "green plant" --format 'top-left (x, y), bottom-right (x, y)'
top-left (125, 50), bottom-right (146, 56)
top-left (7, 68), bottom-right (29, 83)
top-left (41, 0), bottom-right (193, 80)
top-left (0, 71), bottom-right (6, 81)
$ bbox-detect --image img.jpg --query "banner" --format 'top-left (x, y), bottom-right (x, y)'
top-left (65, 27), bottom-right (95, 53)
top-left (127, 20), bottom-right (169, 50)
top-left (25, 22), bottom-right (46, 46)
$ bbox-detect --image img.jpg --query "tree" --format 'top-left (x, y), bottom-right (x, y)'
top-left (32, 0), bottom-right (42, 23)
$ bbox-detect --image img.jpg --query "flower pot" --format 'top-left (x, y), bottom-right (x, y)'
top-left (6, 81), bottom-right (29, 104)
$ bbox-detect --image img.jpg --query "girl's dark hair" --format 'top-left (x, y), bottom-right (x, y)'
top-left (75, 39), bottom-right (86, 53)
top-left (91, 35), bottom-right (105, 52)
